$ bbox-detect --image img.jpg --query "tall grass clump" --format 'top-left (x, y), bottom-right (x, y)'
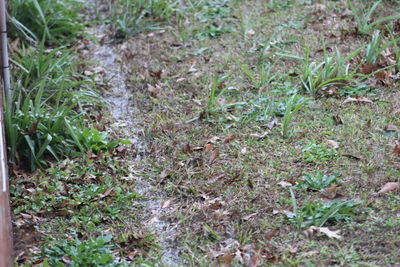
top-left (109, 0), bottom-right (176, 40)
top-left (300, 47), bottom-right (360, 97)
top-left (6, 44), bottom-right (104, 171)
top-left (347, 0), bottom-right (400, 35)
top-left (8, 0), bottom-right (85, 45)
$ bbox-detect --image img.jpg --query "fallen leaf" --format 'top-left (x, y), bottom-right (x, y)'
top-left (250, 251), bottom-right (262, 267)
top-left (250, 132), bottom-right (269, 140)
top-left (209, 150), bottom-right (220, 165)
top-left (15, 218), bottom-right (25, 227)
top-left (161, 200), bottom-right (172, 208)
top-left (242, 213), bottom-right (257, 221)
top-left (377, 182), bottom-right (399, 194)
top-left (246, 29), bottom-right (256, 35)
top-left (183, 143), bottom-right (192, 153)
top-left (264, 119), bottom-right (281, 129)
top-left (223, 136), bottom-right (236, 143)
top-left (384, 124), bottom-right (398, 132)
top-left (277, 181), bottom-right (294, 187)
top-left (99, 188), bottom-right (114, 199)
top-left (332, 114), bottom-right (343, 125)
top-left (206, 136), bottom-right (221, 144)
top-left (325, 139), bottom-right (339, 149)
top-left (343, 96), bottom-right (373, 104)
top-left (304, 226), bottom-right (342, 239)
top-left (205, 144), bottom-right (214, 152)
top-left (217, 254), bottom-right (234, 267)
top-left (147, 84), bottom-right (163, 98)
top-left (324, 185), bottom-right (337, 194)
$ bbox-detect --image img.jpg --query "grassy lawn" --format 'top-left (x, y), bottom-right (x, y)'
top-left (10, 0), bottom-right (400, 266)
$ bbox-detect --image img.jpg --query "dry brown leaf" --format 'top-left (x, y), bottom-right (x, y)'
top-left (304, 226), bottom-right (342, 239)
top-left (207, 136), bottom-right (221, 144)
top-left (277, 181), bottom-right (294, 187)
top-left (249, 251), bottom-right (262, 267)
top-left (223, 136), bottom-right (236, 143)
top-left (205, 144), bottom-right (214, 152)
top-left (384, 124), bottom-right (398, 132)
top-left (333, 114), bottom-right (343, 125)
top-left (99, 188), bottom-right (114, 199)
top-left (325, 139), bottom-right (339, 149)
top-left (242, 213), bottom-right (257, 221)
top-left (377, 182), bottom-right (399, 194)
top-left (217, 254), bottom-right (234, 267)
top-left (161, 200), bottom-right (172, 208)
top-left (209, 150), bottom-right (220, 165)
top-left (182, 143), bottom-right (192, 153)
top-left (147, 84), bottom-right (163, 98)
top-left (394, 144), bottom-right (400, 155)
top-left (343, 96), bottom-right (373, 104)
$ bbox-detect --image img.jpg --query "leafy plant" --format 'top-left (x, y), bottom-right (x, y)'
top-left (364, 31), bottom-right (400, 65)
top-left (43, 235), bottom-right (125, 266)
top-left (281, 94), bottom-right (310, 138)
top-left (347, 0), bottom-right (400, 35)
top-left (300, 47), bottom-right (359, 96)
top-left (235, 60), bottom-right (276, 90)
top-left (6, 44), bottom-right (105, 170)
top-left (196, 25), bottom-right (233, 39)
top-left (9, 0), bottom-right (85, 45)
top-left (302, 142), bottom-right (338, 164)
top-left (109, 0), bottom-right (176, 40)
top-left (289, 190), bottom-right (360, 229)
top-left (296, 172), bottom-right (340, 191)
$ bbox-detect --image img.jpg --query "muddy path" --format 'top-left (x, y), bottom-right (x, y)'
top-left (84, 2), bottom-right (181, 266)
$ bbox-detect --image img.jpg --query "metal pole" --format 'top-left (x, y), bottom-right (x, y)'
top-left (0, 0), bottom-right (13, 265)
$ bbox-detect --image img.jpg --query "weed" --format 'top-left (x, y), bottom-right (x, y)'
top-left (9, 0), bottom-right (85, 44)
top-left (42, 235), bottom-right (125, 266)
top-left (281, 94), bottom-right (310, 138)
top-left (364, 31), bottom-right (399, 65)
top-left (235, 60), bottom-right (276, 90)
top-left (296, 172), bottom-right (340, 191)
top-left (302, 142), bottom-right (338, 164)
top-left (347, 0), bottom-right (400, 35)
top-left (196, 25), bottom-right (233, 40)
top-left (300, 47), bottom-right (359, 96)
top-left (6, 45), bottom-right (106, 170)
top-left (289, 192), bottom-right (360, 229)
top-left (109, 0), bottom-right (175, 40)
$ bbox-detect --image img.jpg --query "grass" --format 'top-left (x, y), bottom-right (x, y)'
top-left (10, 0), bottom-right (400, 266)
top-left (9, 0), bottom-right (85, 45)
top-left (119, 0), bottom-right (400, 265)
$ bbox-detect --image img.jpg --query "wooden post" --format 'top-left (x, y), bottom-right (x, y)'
top-left (0, 0), bottom-right (13, 266)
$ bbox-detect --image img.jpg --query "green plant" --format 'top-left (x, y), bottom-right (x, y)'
top-left (6, 44), bottom-right (105, 170)
top-left (281, 94), bottom-right (310, 138)
top-left (9, 0), bottom-right (85, 44)
top-left (288, 191), bottom-right (360, 229)
top-left (43, 235), bottom-right (125, 266)
top-left (196, 25), bottom-right (233, 39)
top-left (296, 173), bottom-right (340, 191)
top-left (364, 31), bottom-right (400, 65)
top-left (302, 143), bottom-right (338, 164)
top-left (300, 47), bottom-right (359, 96)
top-left (206, 74), bottom-right (230, 113)
top-left (110, 0), bottom-right (176, 40)
top-left (235, 60), bottom-right (276, 90)
top-left (347, 0), bottom-right (400, 35)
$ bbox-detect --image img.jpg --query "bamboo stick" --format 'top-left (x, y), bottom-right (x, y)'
top-left (0, 0), bottom-right (13, 265)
